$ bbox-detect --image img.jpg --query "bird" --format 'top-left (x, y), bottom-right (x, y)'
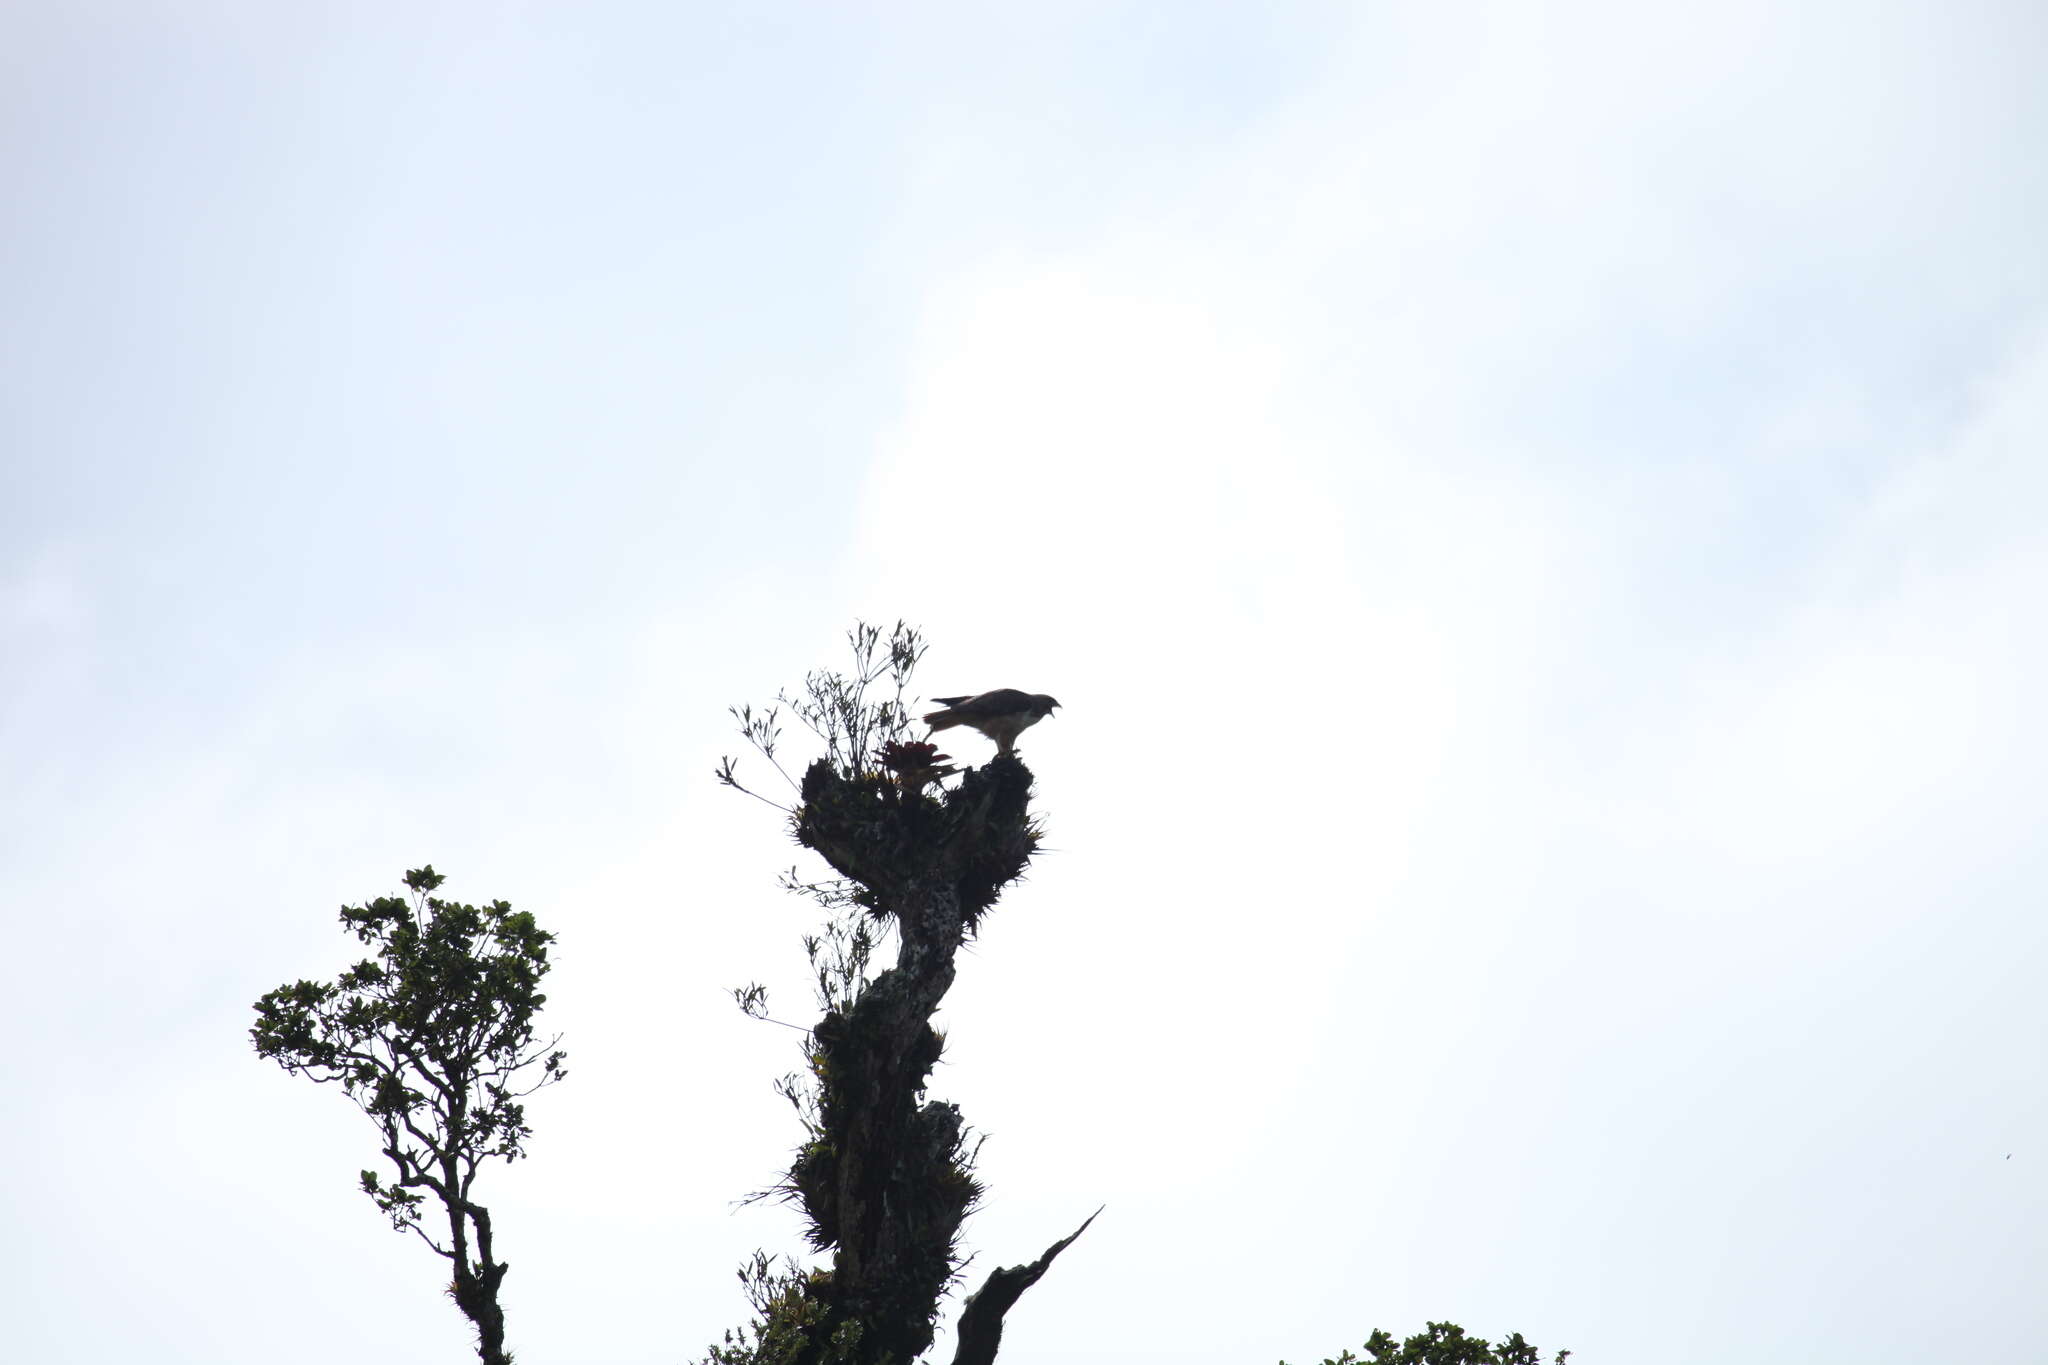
top-left (922, 689), bottom-right (1061, 757)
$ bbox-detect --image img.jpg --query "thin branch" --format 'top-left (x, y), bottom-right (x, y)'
top-left (721, 773), bottom-right (800, 815)
top-left (407, 1221), bottom-right (454, 1259)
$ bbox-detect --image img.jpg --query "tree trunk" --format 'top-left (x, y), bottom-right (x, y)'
top-left (781, 754), bottom-right (1043, 1364)
top-left (451, 1258), bottom-right (510, 1365)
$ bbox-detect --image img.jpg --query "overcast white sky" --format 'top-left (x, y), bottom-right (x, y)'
top-left (4, 3), bottom-right (2045, 1362)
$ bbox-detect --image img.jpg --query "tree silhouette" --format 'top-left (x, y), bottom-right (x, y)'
top-left (252, 867), bottom-right (565, 1365)
top-left (710, 622), bottom-right (1093, 1365)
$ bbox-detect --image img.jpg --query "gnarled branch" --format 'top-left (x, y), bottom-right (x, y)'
top-left (950, 1207), bottom-right (1102, 1365)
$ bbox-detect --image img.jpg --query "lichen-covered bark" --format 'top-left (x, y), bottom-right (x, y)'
top-left (450, 1254), bottom-right (510, 1365)
top-left (771, 754), bottom-right (1039, 1365)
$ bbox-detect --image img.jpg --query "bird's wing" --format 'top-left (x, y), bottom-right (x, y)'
top-left (930, 695), bottom-right (973, 707)
top-left (950, 689), bottom-right (1033, 716)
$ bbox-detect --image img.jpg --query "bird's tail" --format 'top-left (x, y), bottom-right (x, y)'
top-left (922, 709), bottom-right (961, 731)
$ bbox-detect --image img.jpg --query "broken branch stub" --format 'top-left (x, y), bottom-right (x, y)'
top-left (950, 1208), bottom-right (1104, 1365)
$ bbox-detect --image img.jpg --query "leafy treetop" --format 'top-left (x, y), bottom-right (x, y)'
top-left (251, 866), bottom-right (565, 1365)
top-left (1285, 1321), bottom-right (1570, 1365)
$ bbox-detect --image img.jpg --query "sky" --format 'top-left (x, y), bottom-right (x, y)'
top-left (3, 2), bottom-right (2045, 1361)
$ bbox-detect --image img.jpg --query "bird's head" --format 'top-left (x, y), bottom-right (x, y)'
top-left (1032, 694), bottom-right (1062, 717)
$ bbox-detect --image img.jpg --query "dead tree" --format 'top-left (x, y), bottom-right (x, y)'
top-left (710, 623), bottom-right (1094, 1365)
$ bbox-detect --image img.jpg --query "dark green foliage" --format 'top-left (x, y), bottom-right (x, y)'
top-left (1284, 1321), bottom-right (1570, 1365)
top-left (704, 1254), bottom-right (865, 1365)
top-left (251, 867), bottom-right (565, 1365)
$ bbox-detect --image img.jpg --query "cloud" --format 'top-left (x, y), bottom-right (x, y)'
top-left (0, 544), bottom-right (90, 636)
top-left (832, 8), bottom-right (2048, 1360)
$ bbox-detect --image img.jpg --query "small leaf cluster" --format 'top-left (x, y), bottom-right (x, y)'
top-left (699, 1254), bottom-right (863, 1365)
top-left (1284, 1321), bottom-right (1570, 1365)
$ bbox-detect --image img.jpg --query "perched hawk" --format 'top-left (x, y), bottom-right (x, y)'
top-left (922, 689), bottom-right (1061, 757)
